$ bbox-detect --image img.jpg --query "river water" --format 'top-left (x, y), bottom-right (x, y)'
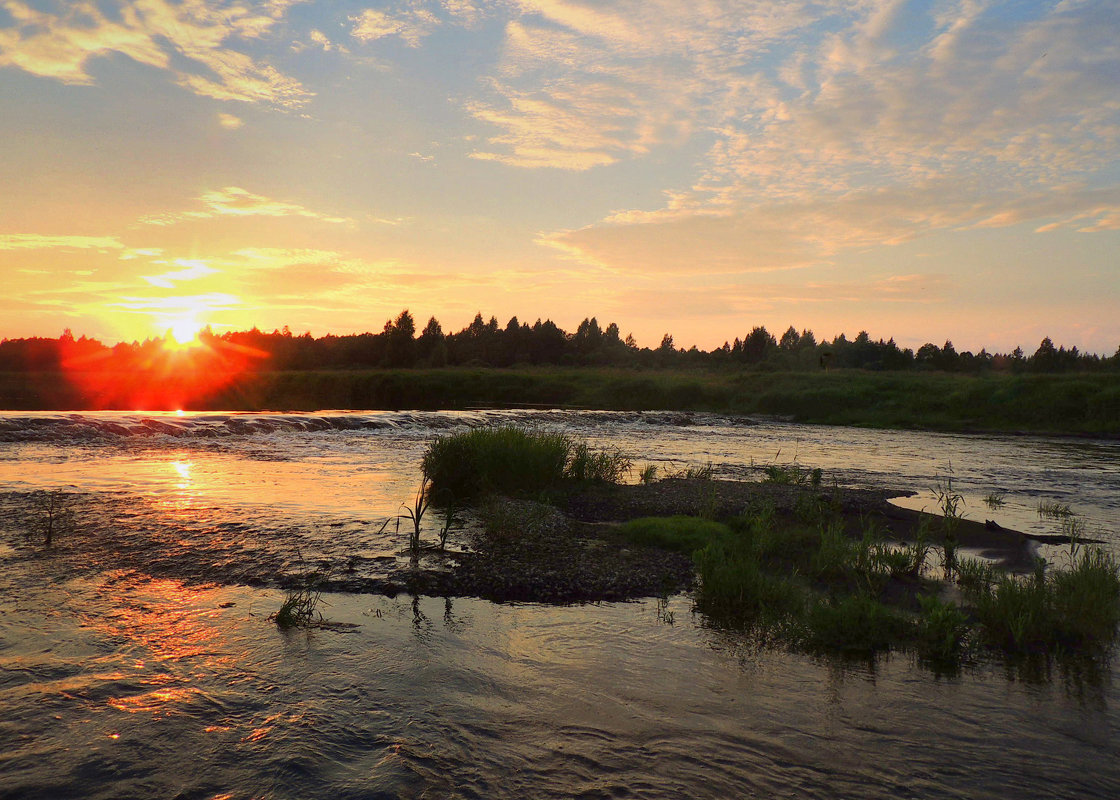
top-left (1, 411), bottom-right (1119, 798)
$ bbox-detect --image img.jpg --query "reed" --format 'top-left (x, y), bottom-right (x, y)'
top-left (30, 489), bottom-right (74, 547)
top-left (399, 477), bottom-right (433, 553)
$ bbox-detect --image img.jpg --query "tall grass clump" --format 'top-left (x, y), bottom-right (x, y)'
top-left (1050, 547), bottom-right (1120, 647)
top-left (983, 492), bottom-right (1006, 509)
top-left (915, 595), bottom-right (971, 666)
top-left (422, 426), bottom-right (571, 498)
top-left (566, 442), bottom-right (632, 483)
top-left (624, 499), bottom-right (1120, 670)
top-left (692, 508), bottom-right (807, 627)
top-left (762, 463), bottom-right (822, 488)
top-left (970, 547), bottom-right (1120, 654)
top-left (802, 594), bottom-right (910, 655)
top-left (694, 538), bottom-right (805, 627)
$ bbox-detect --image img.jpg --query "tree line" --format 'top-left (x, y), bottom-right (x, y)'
top-left (2, 311), bottom-right (1118, 374)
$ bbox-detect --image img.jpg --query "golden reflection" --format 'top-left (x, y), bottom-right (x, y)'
top-left (108, 686), bottom-right (205, 715)
top-left (85, 578), bottom-right (237, 720)
top-left (172, 459), bottom-right (193, 486)
top-left (155, 457), bottom-right (201, 513)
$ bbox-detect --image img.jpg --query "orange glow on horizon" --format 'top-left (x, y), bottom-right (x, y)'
top-left (59, 332), bottom-right (269, 410)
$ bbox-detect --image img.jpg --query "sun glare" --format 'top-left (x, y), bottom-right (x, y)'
top-left (168, 319), bottom-right (204, 347)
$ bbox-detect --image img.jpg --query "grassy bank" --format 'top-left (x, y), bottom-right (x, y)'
top-left (615, 503), bottom-right (1120, 668)
top-left (421, 428), bottom-right (1120, 670)
top-left (2, 367), bottom-right (1118, 436)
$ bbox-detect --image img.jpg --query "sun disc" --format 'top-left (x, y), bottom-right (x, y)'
top-left (169, 320), bottom-right (203, 346)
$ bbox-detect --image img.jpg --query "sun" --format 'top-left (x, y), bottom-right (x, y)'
top-left (169, 319), bottom-right (204, 346)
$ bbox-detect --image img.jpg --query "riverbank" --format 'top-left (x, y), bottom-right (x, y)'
top-left (3, 367), bottom-right (1117, 436)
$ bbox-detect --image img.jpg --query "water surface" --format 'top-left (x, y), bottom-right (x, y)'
top-left (2, 411), bottom-right (1119, 798)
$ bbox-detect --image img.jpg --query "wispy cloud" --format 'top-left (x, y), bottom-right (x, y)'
top-left (348, 0), bottom-right (484, 47)
top-left (140, 187), bottom-right (352, 226)
top-left (504, 0), bottom-right (1120, 275)
top-left (141, 258), bottom-right (219, 288)
top-left (0, 0), bottom-right (311, 108)
top-left (0, 233), bottom-right (124, 251)
top-left (218, 112), bottom-right (245, 129)
top-left (350, 6), bottom-right (438, 48)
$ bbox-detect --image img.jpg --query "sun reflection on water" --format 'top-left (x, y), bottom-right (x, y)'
top-left (84, 577), bottom-right (239, 720)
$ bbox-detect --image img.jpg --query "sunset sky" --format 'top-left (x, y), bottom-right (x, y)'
top-left (1, 0), bottom-right (1118, 353)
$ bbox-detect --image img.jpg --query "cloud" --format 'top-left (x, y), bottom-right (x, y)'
top-left (350, 5), bottom-right (439, 48)
top-left (141, 258), bottom-right (219, 288)
top-left (110, 292), bottom-right (243, 317)
top-left (546, 179), bottom-right (1120, 278)
top-left (304, 28), bottom-right (349, 54)
top-left (465, 1), bottom-right (824, 170)
top-left (0, 233), bottom-right (125, 251)
top-left (140, 187), bottom-right (352, 225)
top-left (217, 112), bottom-right (244, 129)
top-left (486, 1), bottom-right (1120, 276)
top-left (0, 0), bottom-right (311, 108)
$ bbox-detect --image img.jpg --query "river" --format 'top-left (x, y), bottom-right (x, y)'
top-left (1, 410), bottom-right (1118, 798)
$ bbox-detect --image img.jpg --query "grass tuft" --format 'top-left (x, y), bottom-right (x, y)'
top-left (983, 491), bottom-right (1006, 509)
top-left (271, 564), bottom-right (328, 628)
top-left (762, 463), bottom-right (822, 488)
top-left (1037, 500), bottom-right (1074, 518)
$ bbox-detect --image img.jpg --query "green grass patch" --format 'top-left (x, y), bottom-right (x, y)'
top-left (616, 515), bottom-right (733, 554)
top-left (624, 500), bottom-right (1120, 669)
top-left (421, 425), bottom-right (629, 499)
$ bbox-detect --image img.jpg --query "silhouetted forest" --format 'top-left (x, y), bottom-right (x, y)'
top-left (2, 311), bottom-right (1118, 374)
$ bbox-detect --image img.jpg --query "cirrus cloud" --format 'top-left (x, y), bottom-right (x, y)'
top-left (0, 0), bottom-right (311, 108)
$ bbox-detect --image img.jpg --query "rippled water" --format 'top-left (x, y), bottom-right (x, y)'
top-left (2, 411), bottom-right (1119, 798)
